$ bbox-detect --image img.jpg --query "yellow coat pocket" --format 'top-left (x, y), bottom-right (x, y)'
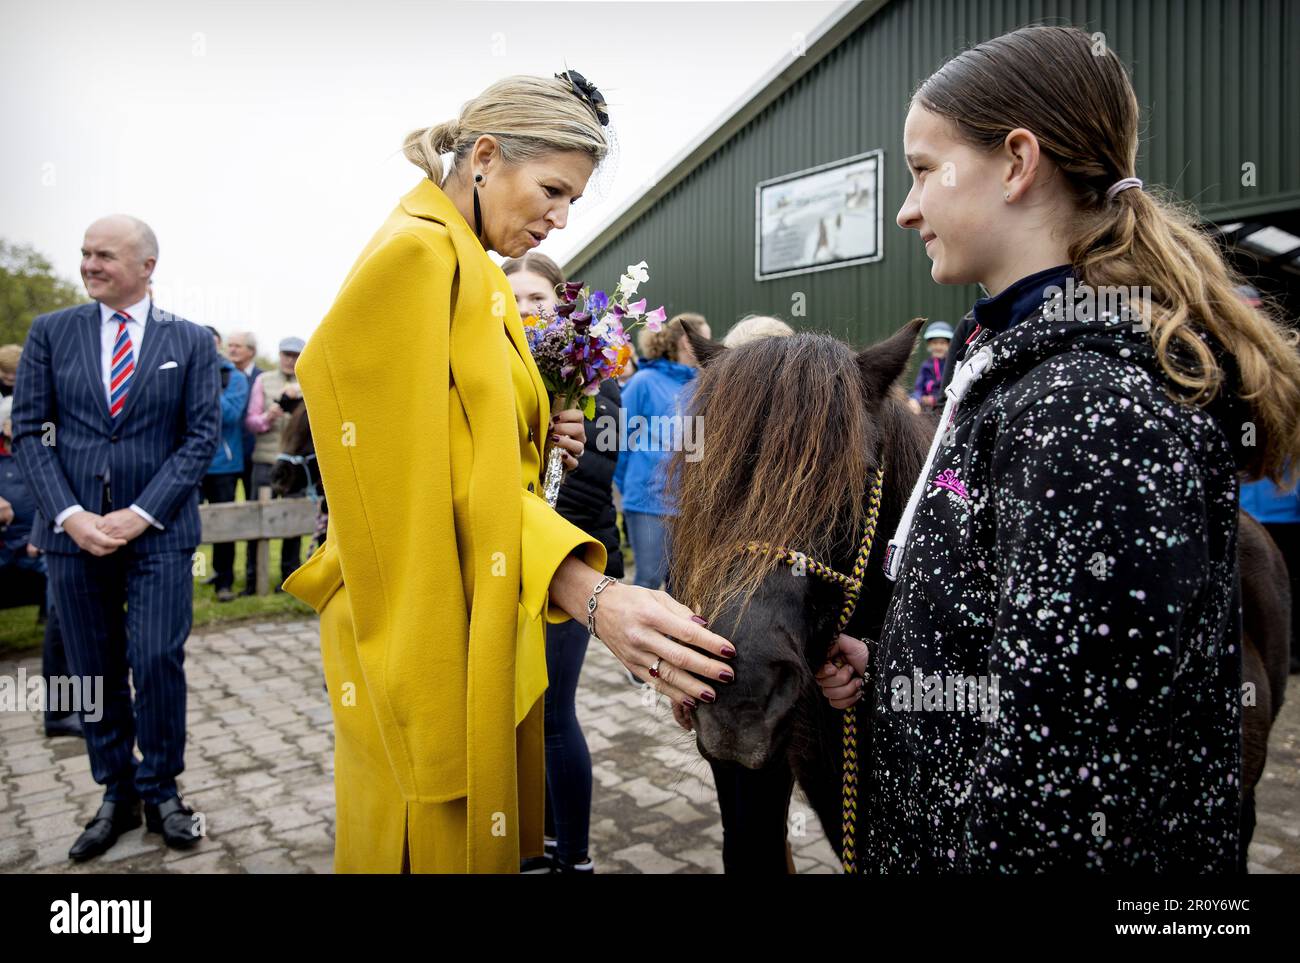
top-left (284, 539), bottom-right (345, 614)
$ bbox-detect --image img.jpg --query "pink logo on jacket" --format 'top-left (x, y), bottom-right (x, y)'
top-left (931, 468), bottom-right (969, 502)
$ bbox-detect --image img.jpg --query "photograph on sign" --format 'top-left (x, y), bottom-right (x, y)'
top-left (755, 150), bottom-right (883, 281)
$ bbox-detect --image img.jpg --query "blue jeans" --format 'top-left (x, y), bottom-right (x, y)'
top-left (624, 511), bottom-right (670, 590)
top-left (543, 618), bottom-right (592, 865)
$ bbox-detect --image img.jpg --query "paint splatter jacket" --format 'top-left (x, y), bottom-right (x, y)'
top-left (867, 266), bottom-right (1247, 872)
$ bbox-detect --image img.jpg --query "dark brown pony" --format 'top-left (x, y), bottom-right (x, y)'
top-left (669, 319), bottom-right (931, 866)
top-left (1237, 511), bottom-right (1291, 871)
top-left (271, 404), bottom-right (326, 547)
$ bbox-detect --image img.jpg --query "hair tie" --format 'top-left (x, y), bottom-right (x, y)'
top-left (1106, 176), bottom-right (1143, 200)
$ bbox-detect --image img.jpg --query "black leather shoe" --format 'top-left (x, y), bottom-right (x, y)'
top-left (145, 796), bottom-right (201, 849)
top-left (68, 799), bottom-right (142, 862)
top-left (45, 715), bottom-right (84, 739)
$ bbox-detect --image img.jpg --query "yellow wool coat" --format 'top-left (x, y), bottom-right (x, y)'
top-left (283, 178), bottom-right (606, 873)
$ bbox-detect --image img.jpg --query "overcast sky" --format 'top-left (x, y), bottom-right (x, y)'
top-left (2, 0), bottom-right (841, 355)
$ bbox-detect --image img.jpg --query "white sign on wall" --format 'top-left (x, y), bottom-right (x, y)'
top-left (755, 150), bottom-right (883, 281)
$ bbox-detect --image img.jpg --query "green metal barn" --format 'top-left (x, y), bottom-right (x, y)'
top-left (563, 0), bottom-right (1300, 360)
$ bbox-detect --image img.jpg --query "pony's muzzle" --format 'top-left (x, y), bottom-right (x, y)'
top-left (693, 658), bottom-right (803, 769)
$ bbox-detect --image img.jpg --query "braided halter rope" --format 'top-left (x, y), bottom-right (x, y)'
top-left (739, 466), bottom-right (885, 875)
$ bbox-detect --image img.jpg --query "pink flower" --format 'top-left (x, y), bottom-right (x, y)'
top-left (645, 305), bottom-right (667, 331)
top-left (627, 298), bottom-right (647, 317)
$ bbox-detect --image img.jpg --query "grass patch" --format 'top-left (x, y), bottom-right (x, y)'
top-left (0, 538), bottom-right (313, 656)
top-left (3, 507), bottom-right (635, 655)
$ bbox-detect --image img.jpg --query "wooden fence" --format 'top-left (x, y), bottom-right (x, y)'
top-left (198, 486), bottom-right (317, 596)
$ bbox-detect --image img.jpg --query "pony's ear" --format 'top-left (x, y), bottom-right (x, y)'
top-left (681, 318), bottom-right (726, 368)
top-left (857, 317), bottom-right (926, 407)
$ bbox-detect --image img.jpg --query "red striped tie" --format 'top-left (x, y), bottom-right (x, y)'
top-left (109, 311), bottom-right (135, 419)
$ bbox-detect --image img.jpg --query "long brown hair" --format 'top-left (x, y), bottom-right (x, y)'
top-left (667, 327), bottom-right (932, 620)
top-left (917, 25), bottom-right (1300, 484)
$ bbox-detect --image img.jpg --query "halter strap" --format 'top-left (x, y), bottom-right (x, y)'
top-left (275, 451), bottom-right (321, 504)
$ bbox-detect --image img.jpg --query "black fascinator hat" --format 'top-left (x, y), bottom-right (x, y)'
top-left (555, 69), bottom-right (609, 126)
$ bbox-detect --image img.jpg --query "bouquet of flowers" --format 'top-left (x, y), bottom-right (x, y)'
top-left (522, 260), bottom-right (667, 506)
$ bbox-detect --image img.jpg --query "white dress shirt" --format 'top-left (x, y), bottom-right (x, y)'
top-left (52, 295), bottom-right (164, 534)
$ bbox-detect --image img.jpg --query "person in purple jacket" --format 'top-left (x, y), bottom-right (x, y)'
top-left (906, 320), bottom-right (952, 416)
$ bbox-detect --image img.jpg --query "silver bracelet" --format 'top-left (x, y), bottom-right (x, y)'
top-left (586, 575), bottom-right (617, 640)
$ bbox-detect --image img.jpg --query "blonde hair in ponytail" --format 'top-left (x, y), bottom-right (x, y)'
top-left (1072, 184), bottom-right (1300, 485)
top-left (404, 74), bottom-right (609, 185)
top-left (918, 24), bottom-right (1300, 485)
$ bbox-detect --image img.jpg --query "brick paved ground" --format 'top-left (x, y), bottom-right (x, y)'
top-left (0, 616), bottom-right (1296, 873)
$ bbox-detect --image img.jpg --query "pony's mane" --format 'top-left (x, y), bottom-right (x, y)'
top-left (668, 332), bottom-right (889, 618)
top-left (281, 404), bottom-right (313, 455)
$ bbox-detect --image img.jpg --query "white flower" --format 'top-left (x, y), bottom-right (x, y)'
top-left (617, 260), bottom-right (650, 299)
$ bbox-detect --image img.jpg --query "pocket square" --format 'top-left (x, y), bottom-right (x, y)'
top-left (158, 361), bottom-right (179, 370)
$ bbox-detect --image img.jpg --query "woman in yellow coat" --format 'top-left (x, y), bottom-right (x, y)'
top-left (282, 71), bottom-right (736, 873)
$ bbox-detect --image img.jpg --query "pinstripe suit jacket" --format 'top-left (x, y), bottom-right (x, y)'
top-left (12, 301), bottom-right (221, 554)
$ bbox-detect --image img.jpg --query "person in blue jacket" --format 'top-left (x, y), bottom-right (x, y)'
top-left (1241, 475), bottom-right (1300, 672)
top-left (0, 394), bottom-right (82, 737)
top-left (202, 328), bottom-right (249, 601)
top-left (613, 312), bottom-right (709, 592)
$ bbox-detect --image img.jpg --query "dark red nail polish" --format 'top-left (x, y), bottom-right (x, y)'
top-left (690, 615), bottom-right (710, 627)
top-left (721, 645), bottom-right (736, 658)
top-left (682, 697), bottom-right (697, 709)
top-left (700, 690), bottom-right (716, 703)
top-left (719, 669), bottom-right (734, 683)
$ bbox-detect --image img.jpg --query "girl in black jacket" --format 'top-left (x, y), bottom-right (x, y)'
top-left (505, 252), bottom-right (625, 874)
top-left (818, 25), bottom-right (1300, 872)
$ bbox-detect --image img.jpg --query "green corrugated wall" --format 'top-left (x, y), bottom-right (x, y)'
top-left (568, 0), bottom-right (1299, 350)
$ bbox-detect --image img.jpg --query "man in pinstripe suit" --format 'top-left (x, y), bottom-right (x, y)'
top-left (12, 214), bottom-right (220, 861)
